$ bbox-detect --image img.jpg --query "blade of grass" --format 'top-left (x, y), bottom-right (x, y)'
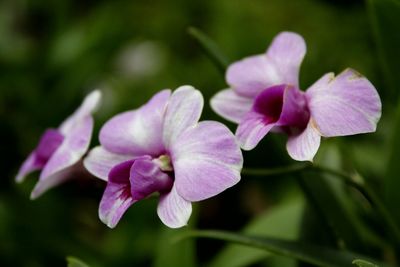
top-left (177, 230), bottom-right (391, 267)
top-left (187, 27), bottom-right (229, 74)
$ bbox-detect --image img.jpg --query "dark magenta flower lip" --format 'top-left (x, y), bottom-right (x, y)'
top-left (84, 86), bottom-right (243, 229)
top-left (16, 90), bottom-right (102, 199)
top-left (211, 31), bottom-right (381, 161)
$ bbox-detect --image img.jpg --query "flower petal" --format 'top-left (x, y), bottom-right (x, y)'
top-left (157, 186), bottom-right (192, 228)
top-left (99, 181), bottom-right (135, 228)
top-left (130, 158), bottom-right (173, 201)
top-left (40, 115), bottom-right (93, 180)
top-left (99, 90), bottom-right (170, 156)
top-left (306, 69), bottom-right (382, 137)
top-left (171, 121), bottom-right (242, 202)
top-left (83, 146), bottom-right (132, 181)
top-left (59, 90), bottom-right (102, 135)
top-left (236, 111), bottom-right (275, 150)
top-left (163, 86), bottom-right (204, 148)
top-left (236, 85), bottom-right (287, 150)
top-left (16, 152), bottom-right (42, 183)
top-left (30, 164), bottom-right (77, 199)
top-left (226, 54), bottom-right (279, 98)
top-left (226, 32), bottom-right (306, 98)
top-left (16, 129), bottom-right (65, 183)
top-left (34, 129), bottom-right (65, 165)
top-left (276, 86), bottom-right (310, 129)
top-left (265, 32), bottom-right (306, 88)
top-left (210, 88), bottom-right (253, 123)
top-left (286, 120), bottom-right (321, 161)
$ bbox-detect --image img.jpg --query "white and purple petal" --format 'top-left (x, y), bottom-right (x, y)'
top-left (226, 54), bottom-right (280, 98)
top-left (306, 69), bottom-right (382, 137)
top-left (59, 90), bottom-right (101, 135)
top-left (129, 157), bottom-right (173, 200)
top-left (100, 90), bottom-right (170, 156)
top-left (226, 32), bottom-right (306, 98)
top-left (171, 121), bottom-right (242, 202)
top-left (99, 159), bottom-right (137, 228)
top-left (99, 183), bottom-right (136, 228)
top-left (163, 86), bottom-right (204, 148)
top-left (210, 89), bottom-right (253, 123)
top-left (265, 32), bottom-right (306, 88)
top-left (16, 152), bottom-right (41, 183)
top-left (16, 129), bottom-right (64, 183)
top-left (40, 115), bottom-right (93, 180)
top-left (276, 86), bottom-right (309, 129)
top-left (157, 186), bottom-right (192, 228)
top-left (236, 85), bottom-right (286, 150)
top-left (286, 120), bottom-right (321, 162)
top-left (30, 164), bottom-right (77, 199)
top-left (83, 146), bottom-right (133, 181)
top-left (236, 111), bottom-right (276, 150)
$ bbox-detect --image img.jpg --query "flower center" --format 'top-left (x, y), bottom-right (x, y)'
top-left (34, 129), bottom-right (65, 166)
top-left (108, 155), bottom-right (174, 202)
top-left (253, 85), bottom-right (310, 135)
top-left (253, 85), bottom-right (285, 123)
top-left (152, 154), bottom-right (173, 172)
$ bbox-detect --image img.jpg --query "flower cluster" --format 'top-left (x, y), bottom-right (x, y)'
top-left (16, 31), bottom-right (381, 228)
top-left (84, 86), bottom-right (242, 228)
top-left (211, 32), bottom-right (381, 161)
top-left (16, 90), bottom-right (101, 199)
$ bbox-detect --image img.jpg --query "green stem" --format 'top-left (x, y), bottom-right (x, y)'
top-left (241, 163), bottom-right (310, 176)
top-left (242, 164), bottom-right (400, 246)
top-left (187, 27), bottom-right (229, 74)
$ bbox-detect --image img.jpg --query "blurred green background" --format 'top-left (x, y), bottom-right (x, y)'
top-left (1, 0), bottom-right (399, 266)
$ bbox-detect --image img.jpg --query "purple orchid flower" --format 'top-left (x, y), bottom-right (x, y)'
top-left (211, 32), bottom-right (381, 161)
top-left (83, 86), bottom-right (243, 228)
top-left (16, 90), bottom-right (102, 199)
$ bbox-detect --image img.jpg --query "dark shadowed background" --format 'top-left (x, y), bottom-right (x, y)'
top-left (1, 0), bottom-right (399, 266)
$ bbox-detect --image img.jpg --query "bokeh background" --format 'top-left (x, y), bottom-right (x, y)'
top-left (1, 0), bottom-right (399, 266)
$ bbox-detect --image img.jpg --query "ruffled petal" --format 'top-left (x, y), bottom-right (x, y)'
top-left (210, 88), bottom-right (253, 123)
top-left (306, 69), bottom-right (382, 137)
top-left (16, 152), bottom-right (42, 183)
top-left (163, 86), bottom-right (204, 148)
top-left (99, 90), bottom-right (170, 156)
top-left (265, 32), bottom-right (306, 88)
top-left (99, 181), bottom-right (135, 228)
top-left (286, 120), bottom-right (321, 161)
top-left (83, 146), bottom-right (132, 181)
top-left (226, 54), bottom-right (279, 98)
top-left (40, 115), bottom-right (93, 180)
top-left (157, 186), bottom-right (192, 228)
top-left (171, 121), bottom-right (242, 202)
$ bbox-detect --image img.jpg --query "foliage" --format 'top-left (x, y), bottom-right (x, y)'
top-left (1, 0), bottom-right (399, 266)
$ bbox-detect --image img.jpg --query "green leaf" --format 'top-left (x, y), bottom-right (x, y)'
top-left (352, 259), bottom-right (380, 267)
top-left (153, 227), bottom-right (197, 267)
top-left (367, 0), bottom-right (400, 99)
top-left (187, 27), bottom-right (229, 73)
top-left (66, 256), bottom-right (90, 267)
top-left (298, 145), bottom-right (374, 252)
top-left (384, 104), bottom-right (400, 225)
top-left (178, 230), bottom-right (391, 267)
top-left (299, 172), bottom-right (368, 251)
top-left (208, 199), bottom-right (304, 267)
